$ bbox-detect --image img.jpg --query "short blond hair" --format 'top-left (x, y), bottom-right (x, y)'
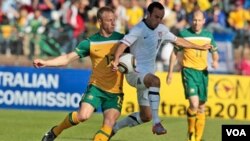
top-left (97, 6), bottom-right (114, 20)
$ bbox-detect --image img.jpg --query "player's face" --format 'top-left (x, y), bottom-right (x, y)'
top-left (148, 8), bottom-right (164, 29)
top-left (192, 13), bottom-right (205, 32)
top-left (99, 11), bottom-right (116, 34)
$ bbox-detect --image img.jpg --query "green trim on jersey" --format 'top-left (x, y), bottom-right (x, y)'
top-left (175, 27), bottom-right (217, 52)
top-left (74, 32), bottom-right (124, 58)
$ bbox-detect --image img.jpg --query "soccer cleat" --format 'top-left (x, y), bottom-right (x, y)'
top-left (41, 126), bottom-right (57, 141)
top-left (152, 122), bottom-right (167, 135)
top-left (187, 132), bottom-right (196, 141)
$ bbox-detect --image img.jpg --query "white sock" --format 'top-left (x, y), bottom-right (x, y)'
top-left (148, 87), bottom-right (161, 125)
top-left (113, 112), bottom-right (143, 133)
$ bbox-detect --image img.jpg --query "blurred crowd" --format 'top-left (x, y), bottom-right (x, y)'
top-left (0, 0), bottom-right (250, 75)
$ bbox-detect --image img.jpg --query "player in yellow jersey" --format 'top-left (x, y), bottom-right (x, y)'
top-left (33, 7), bottom-right (124, 141)
top-left (167, 10), bottom-right (219, 141)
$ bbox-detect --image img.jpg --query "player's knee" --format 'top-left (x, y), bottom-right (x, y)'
top-left (144, 74), bottom-right (160, 87)
top-left (150, 76), bottom-right (160, 87)
top-left (77, 113), bottom-right (91, 122)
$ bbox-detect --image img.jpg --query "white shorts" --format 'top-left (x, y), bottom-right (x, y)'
top-left (125, 72), bottom-right (150, 106)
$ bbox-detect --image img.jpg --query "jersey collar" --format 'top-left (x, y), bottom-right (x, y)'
top-left (143, 19), bottom-right (155, 30)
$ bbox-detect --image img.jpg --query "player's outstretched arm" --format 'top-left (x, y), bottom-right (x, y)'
top-left (112, 43), bottom-right (129, 71)
top-left (33, 52), bottom-right (79, 68)
top-left (174, 37), bottom-right (212, 50)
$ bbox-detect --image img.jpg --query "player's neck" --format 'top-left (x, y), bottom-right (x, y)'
top-left (99, 29), bottom-right (113, 38)
top-left (192, 28), bottom-right (202, 34)
top-left (144, 19), bottom-right (155, 30)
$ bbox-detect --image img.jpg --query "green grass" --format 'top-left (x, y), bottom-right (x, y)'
top-left (0, 109), bottom-right (250, 141)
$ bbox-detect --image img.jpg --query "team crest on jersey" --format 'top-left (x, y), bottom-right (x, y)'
top-left (87, 95), bottom-right (94, 100)
top-left (189, 88), bottom-right (195, 94)
top-left (158, 32), bottom-right (163, 38)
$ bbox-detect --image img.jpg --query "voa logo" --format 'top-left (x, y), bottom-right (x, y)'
top-left (226, 129), bottom-right (246, 136)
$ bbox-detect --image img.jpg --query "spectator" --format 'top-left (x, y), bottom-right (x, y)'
top-left (26, 9), bottom-right (48, 59)
top-left (227, 0), bottom-right (250, 49)
top-left (0, 15), bottom-right (14, 56)
top-left (159, 0), bottom-right (177, 29)
top-left (33, 0), bottom-right (57, 21)
top-left (206, 5), bottom-right (234, 35)
top-left (110, 0), bottom-right (127, 34)
top-left (63, 0), bottom-right (86, 54)
top-left (170, 0), bottom-right (187, 35)
top-left (237, 42), bottom-right (250, 75)
top-left (125, 0), bottom-right (144, 32)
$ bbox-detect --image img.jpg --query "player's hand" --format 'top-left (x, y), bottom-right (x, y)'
top-left (212, 61), bottom-right (219, 69)
top-left (33, 59), bottom-right (46, 68)
top-left (201, 44), bottom-right (212, 50)
top-left (111, 61), bottom-right (119, 72)
top-left (166, 73), bottom-right (173, 85)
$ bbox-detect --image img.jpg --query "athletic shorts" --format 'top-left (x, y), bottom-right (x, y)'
top-left (81, 84), bottom-right (124, 112)
top-left (181, 67), bottom-right (208, 102)
top-left (125, 72), bottom-right (150, 106)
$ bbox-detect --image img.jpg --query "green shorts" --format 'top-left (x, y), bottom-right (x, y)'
top-left (181, 67), bottom-right (208, 102)
top-left (81, 84), bottom-right (124, 112)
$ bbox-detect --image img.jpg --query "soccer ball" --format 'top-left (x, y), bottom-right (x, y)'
top-left (118, 53), bottom-right (136, 74)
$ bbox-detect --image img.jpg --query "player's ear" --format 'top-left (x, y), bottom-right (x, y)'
top-left (203, 17), bottom-right (206, 24)
top-left (145, 10), bottom-right (151, 19)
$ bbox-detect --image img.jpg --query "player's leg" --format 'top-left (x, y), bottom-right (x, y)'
top-left (195, 102), bottom-right (206, 141)
top-left (195, 70), bottom-right (208, 141)
top-left (143, 73), bottom-right (166, 135)
top-left (41, 85), bottom-right (99, 141)
top-left (182, 68), bottom-right (200, 141)
top-left (41, 102), bottom-right (95, 141)
top-left (112, 106), bottom-right (151, 133)
top-left (187, 96), bottom-right (199, 141)
top-left (112, 73), bottom-right (151, 135)
top-left (93, 93), bottom-right (123, 141)
top-left (94, 109), bottom-right (121, 141)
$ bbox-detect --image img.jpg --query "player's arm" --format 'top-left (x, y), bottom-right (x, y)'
top-left (112, 43), bottom-right (129, 71)
top-left (33, 52), bottom-right (79, 68)
top-left (210, 34), bottom-right (219, 69)
top-left (166, 48), bottom-right (178, 85)
top-left (211, 51), bottom-right (219, 69)
top-left (112, 27), bottom-right (139, 71)
top-left (174, 37), bottom-right (212, 50)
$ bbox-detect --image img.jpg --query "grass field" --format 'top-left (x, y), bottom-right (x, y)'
top-left (1, 109), bottom-right (250, 141)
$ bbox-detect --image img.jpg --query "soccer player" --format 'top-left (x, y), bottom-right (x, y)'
top-left (33, 7), bottom-right (124, 141)
top-left (167, 10), bottom-right (219, 141)
top-left (111, 1), bottom-right (212, 137)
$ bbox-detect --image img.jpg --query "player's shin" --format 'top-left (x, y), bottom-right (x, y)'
top-left (53, 111), bottom-right (80, 136)
top-left (148, 87), bottom-right (161, 124)
top-left (187, 108), bottom-right (197, 141)
top-left (113, 112), bottom-right (143, 133)
top-left (195, 112), bottom-right (205, 141)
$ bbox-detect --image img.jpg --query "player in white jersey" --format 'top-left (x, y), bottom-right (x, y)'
top-left (111, 1), bottom-right (212, 137)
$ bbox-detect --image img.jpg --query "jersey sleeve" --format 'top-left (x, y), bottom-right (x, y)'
top-left (120, 26), bottom-right (142, 46)
top-left (74, 39), bottom-right (90, 58)
top-left (162, 30), bottom-right (177, 42)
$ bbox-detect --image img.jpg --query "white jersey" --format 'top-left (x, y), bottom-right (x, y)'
top-left (121, 20), bottom-right (177, 73)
